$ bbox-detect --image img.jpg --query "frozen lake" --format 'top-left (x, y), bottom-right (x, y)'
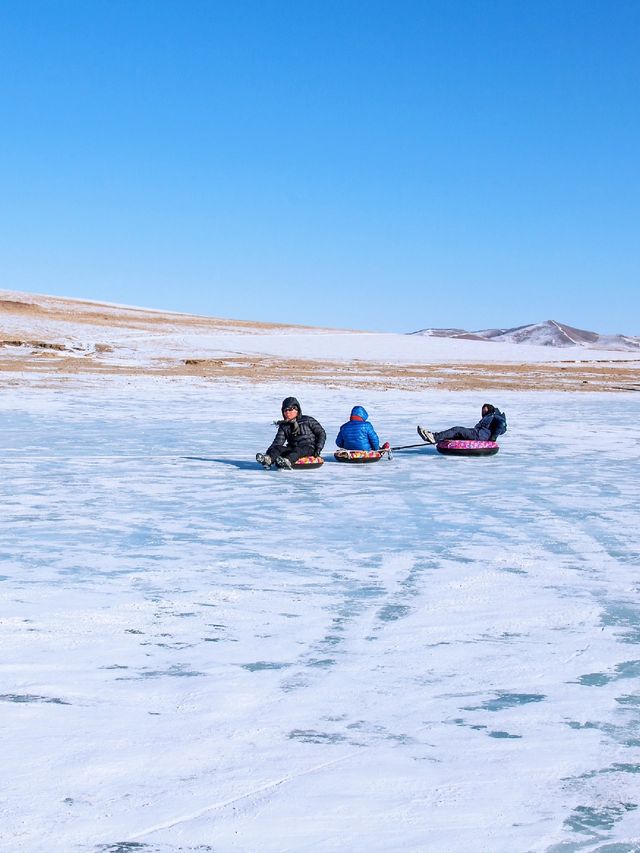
top-left (1, 379), bottom-right (640, 852)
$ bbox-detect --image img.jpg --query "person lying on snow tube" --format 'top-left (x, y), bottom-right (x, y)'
top-left (417, 403), bottom-right (507, 445)
top-left (256, 396), bottom-right (326, 469)
top-left (336, 405), bottom-right (380, 451)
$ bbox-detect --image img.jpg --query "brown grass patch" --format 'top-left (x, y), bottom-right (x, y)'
top-left (2, 350), bottom-right (638, 392)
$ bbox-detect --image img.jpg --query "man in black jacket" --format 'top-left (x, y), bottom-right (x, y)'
top-left (417, 403), bottom-right (507, 444)
top-left (256, 397), bottom-right (326, 469)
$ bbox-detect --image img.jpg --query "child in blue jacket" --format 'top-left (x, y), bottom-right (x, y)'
top-left (336, 406), bottom-right (380, 451)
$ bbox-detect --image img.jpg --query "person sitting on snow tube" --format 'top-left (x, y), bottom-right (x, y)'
top-left (417, 403), bottom-right (507, 445)
top-left (256, 396), bottom-right (326, 469)
top-left (336, 405), bottom-right (380, 451)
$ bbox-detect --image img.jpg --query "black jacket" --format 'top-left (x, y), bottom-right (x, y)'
top-left (267, 415), bottom-right (326, 456)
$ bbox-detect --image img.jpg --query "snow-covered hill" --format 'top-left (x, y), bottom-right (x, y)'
top-left (3, 292), bottom-right (639, 366)
top-left (2, 292), bottom-right (639, 391)
top-left (411, 319), bottom-right (640, 351)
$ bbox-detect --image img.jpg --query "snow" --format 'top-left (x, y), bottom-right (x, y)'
top-left (2, 377), bottom-right (640, 852)
top-left (162, 331), bottom-right (640, 364)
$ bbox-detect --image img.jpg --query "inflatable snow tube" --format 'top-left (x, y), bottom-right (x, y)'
top-left (436, 440), bottom-right (499, 457)
top-left (334, 449), bottom-right (383, 464)
top-left (293, 455), bottom-right (324, 469)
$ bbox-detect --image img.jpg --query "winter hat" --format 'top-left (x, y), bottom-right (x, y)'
top-left (281, 396), bottom-right (301, 415)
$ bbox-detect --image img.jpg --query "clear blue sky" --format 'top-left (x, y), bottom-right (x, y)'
top-left (1, 1), bottom-right (638, 333)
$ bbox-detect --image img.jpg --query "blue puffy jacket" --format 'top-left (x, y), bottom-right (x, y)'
top-left (336, 406), bottom-right (380, 450)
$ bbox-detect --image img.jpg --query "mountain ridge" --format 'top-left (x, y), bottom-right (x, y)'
top-left (410, 320), bottom-right (640, 352)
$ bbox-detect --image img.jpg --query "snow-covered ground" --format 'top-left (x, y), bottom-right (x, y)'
top-left (2, 378), bottom-right (640, 852)
top-left (149, 331), bottom-right (640, 365)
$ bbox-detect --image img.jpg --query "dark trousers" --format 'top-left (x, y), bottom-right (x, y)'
top-left (266, 445), bottom-right (314, 462)
top-left (434, 426), bottom-right (480, 442)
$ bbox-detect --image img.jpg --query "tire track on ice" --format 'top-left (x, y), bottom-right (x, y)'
top-left (126, 751), bottom-right (359, 841)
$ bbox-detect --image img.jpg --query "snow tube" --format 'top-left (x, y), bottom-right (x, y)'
top-left (293, 455), bottom-right (324, 469)
top-left (436, 440), bottom-right (499, 457)
top-left (334, 449), bottom-right (384, 463)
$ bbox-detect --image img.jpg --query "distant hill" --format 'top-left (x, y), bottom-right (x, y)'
top-left (410, 320), bottom-right (640, 352)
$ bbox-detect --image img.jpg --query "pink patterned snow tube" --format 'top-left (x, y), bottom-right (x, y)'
top-left (436, 440), bottom-right (500, 457)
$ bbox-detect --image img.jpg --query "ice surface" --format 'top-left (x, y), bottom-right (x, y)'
top-left (1, 380), bottom-right (640, 852)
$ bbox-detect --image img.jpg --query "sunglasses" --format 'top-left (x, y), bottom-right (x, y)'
top-left (283, 407), bottom-right (298, 412)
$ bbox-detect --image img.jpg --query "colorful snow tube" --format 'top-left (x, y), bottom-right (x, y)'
top-left (436, 440), bottom-right (499, 457)
top-left (293, 455), bottom-right (324, 469)
top-left (334, 449), bottom-right (384, 464)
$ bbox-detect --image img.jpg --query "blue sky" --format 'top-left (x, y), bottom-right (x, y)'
top-left (1, 1), bottom-right (638, 333)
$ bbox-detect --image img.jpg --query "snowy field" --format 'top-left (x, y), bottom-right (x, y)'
top-left (1, 378), bottom-right (640, 852)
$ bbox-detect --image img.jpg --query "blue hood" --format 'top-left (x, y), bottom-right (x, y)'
top-left (350, 405), bottom-right (368, 421)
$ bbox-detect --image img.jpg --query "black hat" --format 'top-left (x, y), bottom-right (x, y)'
top-left (281, 396), bottom-right (301, 415)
